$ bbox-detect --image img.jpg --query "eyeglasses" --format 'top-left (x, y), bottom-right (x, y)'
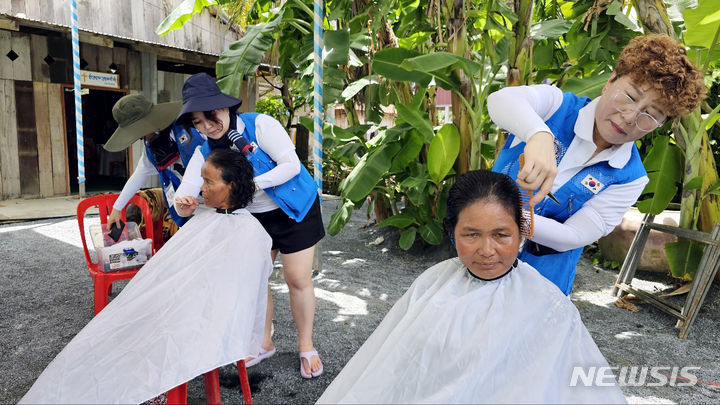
top-left (611, 90), bottom-right (665, 132)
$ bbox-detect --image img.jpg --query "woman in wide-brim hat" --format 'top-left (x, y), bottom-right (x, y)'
top-left (173, 72), bottom-right (325, 379)
top-left (103, 94), bottom-right (205, 238)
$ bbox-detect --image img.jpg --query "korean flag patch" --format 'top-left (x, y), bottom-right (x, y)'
top-left (178, 134), bottom-right (189, 144)
top-left (581, 174), bottom-right (604, 194)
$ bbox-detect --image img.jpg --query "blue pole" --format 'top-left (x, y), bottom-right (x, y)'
top-left (313, 0), bottom-right (323, 200)
top-left (70, 0), bottom-right (85, 196)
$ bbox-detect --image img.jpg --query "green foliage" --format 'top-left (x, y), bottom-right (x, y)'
top-left (399, 227), bottom-right (418, 250)
top-left (156, 0), bottom-right (216, 36)
top-left (560, 72), bottom-right (611, 98)
top-left (683, 1), bottom-right (720, 49)
top-left (216, 16), bottom-right (284, 97)
top-left (373, 48), bottom-right (431, 87)
top-left (427, 124), bottom-right (460, 185)
top-left (156, 0), bottom-right (720, 259)
top-left (255, 95), bottom-right (289, 123)
top-left (637, 137), bottom-right (683, 215)
top-left (341, 143), bottom-right (402, 202)
top-left (378, 213), bottom-right (418, 228)
top-left (666, 239), bottom-right (705, 280)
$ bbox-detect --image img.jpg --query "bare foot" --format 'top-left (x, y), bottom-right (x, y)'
top-left (299, 345), bottom-right (322, 375)
top-left (244, 343), bottom-right (275, 364)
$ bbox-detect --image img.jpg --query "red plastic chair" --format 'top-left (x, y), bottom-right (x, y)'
top-left (77, 193), bottom-right (158, 315)
top-left (166, 360), bottom-right (252, 405)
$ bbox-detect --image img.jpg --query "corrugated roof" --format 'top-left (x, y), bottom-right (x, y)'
top-left (2, 13), bottom-right (222, 57)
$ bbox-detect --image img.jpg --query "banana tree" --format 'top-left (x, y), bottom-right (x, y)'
top-left (631, 0), bottom-right (720, 279)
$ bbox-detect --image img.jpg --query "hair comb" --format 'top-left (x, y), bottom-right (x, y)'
top-left (517, 154), bottom-right (535, 239)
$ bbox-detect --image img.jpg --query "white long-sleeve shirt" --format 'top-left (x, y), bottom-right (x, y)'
top-left (112, 148), bottom-right (159, 211)
top-left (487, 84), bottom-right (649, 252)
top-left (175, 114), bottom-right (301, 214)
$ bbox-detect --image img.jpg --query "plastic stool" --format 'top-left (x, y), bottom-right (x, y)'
top-left (166, 360), bottom-right (252, 405)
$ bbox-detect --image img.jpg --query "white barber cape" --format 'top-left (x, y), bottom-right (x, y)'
top-left (318, 258), bottom-right (626, 404)
top-left (21, 209), bottom-right (272, 404)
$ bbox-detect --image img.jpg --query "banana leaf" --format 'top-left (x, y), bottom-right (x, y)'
top-left (341, 143), bottom-right (401, 202)
top-left (637, 137), bottom-right (683, 215)
top-left (390, 130), bottom-right (424, 172)
top-left (378, 213), bottom-right (418, 228)
top-left (373, 48), bottom-right (431, 87)
top-left (427, 124), bottom-right (461, 184)
top-left (155, 0), bottom-right (215, 36)
top-left (561, 71), bottom-right (611, 98)
top-left (324, 29), bottom-right (350, 66)
top-left (419, 222), bottom-right (444, 245)
top-left (327, 199), bottom-right (355, 236)
top-left (396, 103), bottom-right (434, 142)
top-left (399, 227), bottom-right (418, 250)
top-left (665, 239), bottom-right (705, 280)
top-left (216, 16), bottom-right (283, 97)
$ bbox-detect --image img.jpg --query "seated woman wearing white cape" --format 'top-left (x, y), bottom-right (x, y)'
top-left (21, 149), bottom-right (273, 404)
top-left (318, 170), bottom-right (626, 404)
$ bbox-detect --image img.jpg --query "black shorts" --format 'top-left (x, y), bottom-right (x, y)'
top-left (251, 196), bottom-right (325, 254)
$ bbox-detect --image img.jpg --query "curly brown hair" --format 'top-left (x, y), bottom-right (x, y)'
top-left (613, 34), bottom-right (706, 118)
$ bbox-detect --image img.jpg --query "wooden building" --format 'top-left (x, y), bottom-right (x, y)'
top-left (0, 0), bottom-right (253, 200)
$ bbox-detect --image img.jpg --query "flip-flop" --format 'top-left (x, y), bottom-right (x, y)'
top-left (245, 347), bottom-right (276, 368)
top-left (299, 350), bottom-right (323, 379)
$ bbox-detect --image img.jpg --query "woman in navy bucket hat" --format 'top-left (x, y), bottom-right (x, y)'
top-left (173, 73), bottom-right (325, 379)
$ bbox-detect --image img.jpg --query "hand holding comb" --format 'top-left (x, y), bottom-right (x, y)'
top-left (517, 154), bottom-right (535, 239)
top-left (517, 153), bottom-right (560, 205)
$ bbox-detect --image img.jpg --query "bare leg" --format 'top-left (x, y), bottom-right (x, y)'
top-left (281, 245), bottom-right (321, 375)
top-left (261, 285), bottom-right (275, 350)
top-left (261, 250), bottom-right (280, 350)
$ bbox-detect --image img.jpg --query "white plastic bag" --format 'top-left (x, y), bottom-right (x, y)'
top-left (100, 238), bottom-right (152, 272)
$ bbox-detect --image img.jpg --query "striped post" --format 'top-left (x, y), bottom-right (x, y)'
top-left (313, 0), bottom-right (323, 198)
top-left (70, 0), bottom-right (85, 196)
top-left (312, 0), bottom-right (324, 272)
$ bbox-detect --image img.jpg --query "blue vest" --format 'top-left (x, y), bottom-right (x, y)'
top-left (146, 124), bottom-right (204, 227)
top-left (201, 113), bottom-right (318, 222)
top-left (493, 92), bottom-right (647, 295)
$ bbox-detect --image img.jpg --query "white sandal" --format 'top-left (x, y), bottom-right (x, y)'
top-left (299, 350), bottom-right (323, 379)
top-left (245, 347), bottom-right (276, 368)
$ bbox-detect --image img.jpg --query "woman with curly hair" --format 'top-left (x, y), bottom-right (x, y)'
top-left (21, 149), bottom-right (273, 403)
top-left (489, 33), bottom-right (706, 295)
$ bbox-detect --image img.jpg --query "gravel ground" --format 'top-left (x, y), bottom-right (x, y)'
top-left (1, 196), bottom-right (719, 404)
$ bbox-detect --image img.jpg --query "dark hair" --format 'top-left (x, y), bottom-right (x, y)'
top-left (443, 170), bottom-right (522, 238)
top-left (205, 149), bottom-right (255, 209)
top-left (179, 106), bottom-right (240, 135)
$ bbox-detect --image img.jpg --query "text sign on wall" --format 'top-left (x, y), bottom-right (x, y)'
top-left (80, 70), bottom-right (120, 89)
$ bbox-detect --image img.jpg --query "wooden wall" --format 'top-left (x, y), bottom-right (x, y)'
top-left (157, 70), bottom-right (187, 103)
top-left (0, 30), bottom-right (31, 81)
top-left (0, 30), bottom-right (31, 199)
top-left (0, 11), bottom-right (228, 199)
top-left (0, 79), bottom-right (20, 198)
top-left (15, 81), bottom-right (40, 196)
top-left (34, 82), bottom-right (68, 196)
top-left (0, 30), bottom-right (68, 198)
top-left (1, 0), bottom-right (239, 56)
top-left (79, 42), bottom-right (142, 91)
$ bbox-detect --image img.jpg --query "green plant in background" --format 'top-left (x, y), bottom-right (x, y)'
top-left (156, 0), bottom-right (720, 261)
top-left (255, 94), bottom-right (290, 123)
top-left (629, 0), bottom-right (720, 280)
